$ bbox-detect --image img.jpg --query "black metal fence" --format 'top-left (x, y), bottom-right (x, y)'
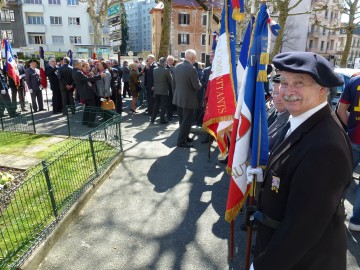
top-left (0, 101), bottom-right (36, 135)
top-left (66, 105), bottom-right (120, 137)
top-left (0, 115), bottom-right (122, 269)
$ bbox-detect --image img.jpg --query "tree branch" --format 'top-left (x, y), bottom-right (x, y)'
top-left (193, 0), bottom-right (220, 24)
top-left (288, 0), bottom-right (303, 11)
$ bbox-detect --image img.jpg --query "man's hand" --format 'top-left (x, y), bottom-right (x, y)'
top-left (100, 73), bottom-right (106, 78)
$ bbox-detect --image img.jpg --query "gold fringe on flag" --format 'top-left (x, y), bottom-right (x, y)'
top-left (232, 8), bottom-right (246, 21)
top-left (259, 52), bottom-right (269, 65)
top-left (226, 166), bottom-right (232, 174)
top-left (257, 70), bottom-right (268, 82)
top-left (225, 189), bottom-right (250, 222)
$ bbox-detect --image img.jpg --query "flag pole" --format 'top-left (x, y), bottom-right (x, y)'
top-left (230, 220), bottom-right (234, 260)
top-left (244, 176), bottom-right (256, 270)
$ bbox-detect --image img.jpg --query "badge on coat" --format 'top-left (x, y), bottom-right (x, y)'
top-left (271, 176), bottom-right (280, 193)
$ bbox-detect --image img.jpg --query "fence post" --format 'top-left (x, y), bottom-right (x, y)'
top-left (41, 160), bottom-right (58, 217)
top-left (104, 127), bottom-right (107, 141)
top-left (0, 115), bottom-right (3, 131)
top-left (66, 107), bottom-right (71, 137)
top-left (30, 104), bottom-right (36, 134)
top-left (89, 134), bottom-right (98, 174)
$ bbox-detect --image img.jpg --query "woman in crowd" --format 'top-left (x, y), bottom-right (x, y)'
top-left (95, 61), bottom-right (112, 120)
top-left (129, 62), bottom-right (143, 113)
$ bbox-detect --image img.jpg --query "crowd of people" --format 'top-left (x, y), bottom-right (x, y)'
top-left (1, 48), bottom-right (360, 269)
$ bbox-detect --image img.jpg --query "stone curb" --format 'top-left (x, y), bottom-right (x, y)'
top-left (18, 151), bottom-right (125, 270)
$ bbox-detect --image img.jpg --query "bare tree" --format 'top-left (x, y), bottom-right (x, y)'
top-left (79, 0), bottom-right (108, 45)
top-left (281, 17), bottom-right (300, 51)
top-left (313, 0), bottom-right (360, 67)
top-left (158, 0), bottom-right (172, 58)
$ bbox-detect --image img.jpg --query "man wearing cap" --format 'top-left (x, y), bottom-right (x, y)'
top-left (252, 52), bottom-right (353, 270)
top-left (25, 59), bottom-right (44, 112)
top-left (337, 74), bottom-right (360, 232)
top-left (267, 74), bottom-right (290, 151)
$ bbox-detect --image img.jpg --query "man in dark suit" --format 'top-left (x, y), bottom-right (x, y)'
top-left (111, 59), bottom-right (122, 114)
top-left (144, 54), bottom-right (157, 115)
top-left (166, 55), bottom-right (176, 121)
top-left (172, 49), bottom-right (202, 148)
top-left (25, 59), bottom-right (44, 112)
top-left (0, 69), bottom-right (18, 117)
top-left (58, 57), bottom-right (74, 114)
top-left (45, 58), bottom-right (62, 114)
top-left (267, 74), bottom-right (290, 151)
top-left (252, 52), bottom-right (353, 270)
top-left (151, 57), bottom-right (173, 124)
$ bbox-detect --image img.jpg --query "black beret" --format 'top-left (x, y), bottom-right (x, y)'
top-left (272, 52), bottom-right (343, 87)
top-left (271, 74), bottom-right (281, 83)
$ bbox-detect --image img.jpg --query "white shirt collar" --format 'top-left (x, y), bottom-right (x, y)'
top-left (288, 101), bottom-right (328, 135)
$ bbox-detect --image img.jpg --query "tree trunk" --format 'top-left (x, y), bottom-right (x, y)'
top-left (341, 29), bottom-right (353, 68)
top-left (271, 7), bottom-right (288, 59)
top-left (158, 0), bottom-right (172, 58)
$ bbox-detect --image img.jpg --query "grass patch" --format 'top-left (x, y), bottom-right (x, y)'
top-left (0, 133), bottom-right (71, 160)
top-left (0, 132), bottom-right (120, 269)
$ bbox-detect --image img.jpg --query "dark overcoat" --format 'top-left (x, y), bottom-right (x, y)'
top-left (254, 105), bottom-right (353, 270)
top-left (172, 60), bottom-right (201, 109)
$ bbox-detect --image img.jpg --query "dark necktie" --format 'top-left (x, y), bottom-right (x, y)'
top-left (272, 121), bottom-right (291, 151)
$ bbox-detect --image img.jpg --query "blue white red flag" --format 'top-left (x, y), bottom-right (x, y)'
top-left (39, 46), bottom-right (47, 88)
top-left (225, 3), bottom-right (280, 222)
top-left (67, 50), bottom-right (73, 66)
top-left (3, 39), bottom-right (19, 87)
top-left (202, 0), bottom-right (237, 155)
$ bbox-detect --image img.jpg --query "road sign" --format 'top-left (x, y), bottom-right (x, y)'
top-left (108, 4), bottom-right (120, 17)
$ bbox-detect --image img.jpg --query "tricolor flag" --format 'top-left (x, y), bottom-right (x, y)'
top-left (3, 39), bottom-right (19, 87)
top-left (67, 50), bottom-right (73, 66)
top-left (39, 46), bottom-right (47, 88)
top-left (92, 48), bottom-right (97, 60)
top-left (202, 0), bottom-right (237, 156)
top-left (225, 3), bottom-right (280, 222)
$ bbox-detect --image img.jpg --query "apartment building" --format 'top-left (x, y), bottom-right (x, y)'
top-left (124, 0), bottom-right (155, 54)
top-left (150, 0), bottom-right (221, 63)
top-left (0, 0), bottom-right (26, 53)
top-left (20, 0), bottom-right (95, 57)
top-left (337, 27), bottom-right (360, 68)
top-left (306, 0), bottom-right (343, 65)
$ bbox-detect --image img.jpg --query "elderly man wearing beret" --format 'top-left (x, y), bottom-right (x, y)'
top-left (252, 52), bottom-right (353, 270)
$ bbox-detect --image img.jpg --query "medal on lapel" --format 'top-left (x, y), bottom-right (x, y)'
top-left (271, 176), bottom-right (280, 193)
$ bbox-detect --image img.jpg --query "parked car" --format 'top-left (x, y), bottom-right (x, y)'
top-left (332, 68), bottom-right (360, 107)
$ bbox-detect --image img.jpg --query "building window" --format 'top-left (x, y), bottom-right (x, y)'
top-left (0, 9), bottom-right (15, 22)
top-left (50, 16), bottom-right (62, 25)
top-left (70, 36), bottom-right (82, 44)
top-left (309, 40), bottom-right (313, 48)
top-left (67, 0), bottom-right (78, 5)
top-left (68, 17), bottom-right (80, 25)
top-left (201, 52), bottom-right (206, 63)
top-left (28, 33), bottom-right (45, 44)
top-left (202, 14), bottom-right (207, 26)
top-left (325, 10), bottom-right (328, 19)
top-left (201, 34), bottom-right (206, 46)
top-left (27, 16), bottom-right (44, 24)
top-left (1, 30), bottom-right (13, 42)
top-left (48, 0), bottom-right (60, 4)
top-left (322, 28), bottom-right (326, 35)
top-left (178, 33), bottom-right (190, 45)
top-left (310, 24), bottom-right (315, 33)
top-left (357, 39), bottom-right (360, 47)
top-left (330, 40), bottom-right (334, 50)
top-left (178, 13), bottom-right (190, 25)
top-left (320, 41), bottom-right (324, 51)
top-left (52, 36), bottom-right (64, 44)
top-left (24, 0), bottom-right (42, 3)
top-left (330, 12), bottom-right (333, 20)
top-left (180, 51), bottom-right (185, 58)
top-left (327, 42), bottom-right (329, 49)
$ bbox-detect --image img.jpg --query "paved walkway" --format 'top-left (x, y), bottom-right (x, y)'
top-left (7, 92), bottom-right (359, 269)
